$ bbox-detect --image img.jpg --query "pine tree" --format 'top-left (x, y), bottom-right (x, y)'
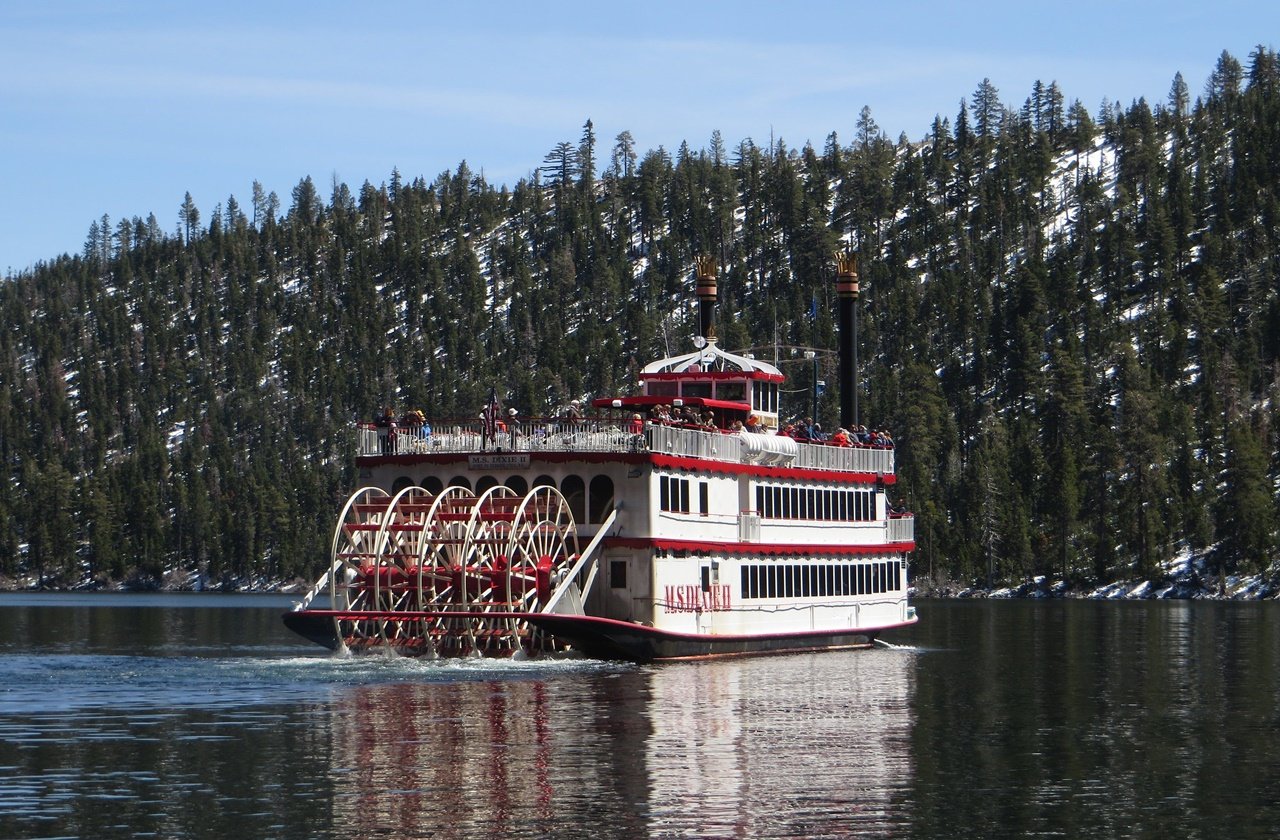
top-left (1218, 417), bottom-right (1277, 573)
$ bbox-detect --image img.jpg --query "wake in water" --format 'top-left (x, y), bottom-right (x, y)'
top-left (0, 648), bottom-right (630, 716)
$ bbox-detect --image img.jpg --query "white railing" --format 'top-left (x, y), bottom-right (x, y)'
top-left (646, 423), bottom-right (744, 461)
top-left (793, 443), bottom-right (894, 475)
top-left (359, 419), bottom-right (895, 475)
top-left (886, 515), bottom-right (915, 544)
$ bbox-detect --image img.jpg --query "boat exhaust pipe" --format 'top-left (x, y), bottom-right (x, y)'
top-left (835, 251), bottom-right (859, 429)
top-left (695, 256), bottom-right (717, 341)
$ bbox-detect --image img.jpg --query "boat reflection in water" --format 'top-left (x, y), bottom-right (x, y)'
top-left (322, 649), bottom-right (915, 839)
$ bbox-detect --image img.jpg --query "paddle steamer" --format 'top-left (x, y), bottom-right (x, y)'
top-left (284, 256), bottom-right (917, 661)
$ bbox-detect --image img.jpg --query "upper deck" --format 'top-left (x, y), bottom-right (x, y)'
top-left (357, 419), bottom-right (895, 476)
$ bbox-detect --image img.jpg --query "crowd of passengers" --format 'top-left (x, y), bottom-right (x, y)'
top-left (778, 418), bottom-right (894, 448)
top-left (371, 403), bottom-right (894, 452)
top-left (640, 404), bottom-right (893, 448)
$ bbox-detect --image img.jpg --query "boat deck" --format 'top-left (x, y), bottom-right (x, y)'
top-left (358, 420), bottom-right (896, 475)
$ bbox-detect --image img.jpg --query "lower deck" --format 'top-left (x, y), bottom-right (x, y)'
top-left (287, 447), bottom-right (916, 660)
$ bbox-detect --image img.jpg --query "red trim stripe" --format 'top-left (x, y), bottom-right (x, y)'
top-left (651, 453), bottom-right (895, 484)
top-left (603, 536), bottom-right (915, 556)
top-left (357, 451), bottom-right (894, 485)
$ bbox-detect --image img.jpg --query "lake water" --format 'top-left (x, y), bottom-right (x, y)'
top-left (0, 595), bottom-right (1276, 839)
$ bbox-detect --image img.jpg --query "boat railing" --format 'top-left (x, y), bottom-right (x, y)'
top-left (794, 442), bottom-right (895, 475)
top-left (886, 514), bottom-right (915, 544)
top-left (358, 419), bottom-right (893, 474)
top-left (646, 423), bottom-right (745, 462)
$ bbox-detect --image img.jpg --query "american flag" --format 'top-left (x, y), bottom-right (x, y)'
top-left (482, 387), bottom-right (501, 446)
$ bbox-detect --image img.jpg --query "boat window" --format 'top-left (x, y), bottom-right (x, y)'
top-left (532, 474), bottom-right (556, 489)
top-left (448, 475), bottom-right (471, 490)
top-left (659, 475), bottom-right (690, 513)
top-left (475, 475), bottom-right (498, 495)
top-left (698, 481), bottom-right (709, 515)
top-left (504, 475), bottom-right (529, 496)
top-left (610, 560), bottom-right (627, 589)
top-left (715, 382), bottom-right (745, 402)
top-left (561, 475), bottom-right (586, 523)
top-left (682, 382), bottom-right (712, 399)
top-left (589, 475), bottom-right (615, 523)
top-left (648, 381), bottom-right (678, 397)
top-left (421, 476), bottom-right (444, 495)
top-left (392, 476), bottom-right (414, 493)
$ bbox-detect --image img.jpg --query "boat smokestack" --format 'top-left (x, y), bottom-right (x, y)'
top-left (695, 256), bottom-right (718, 341)
top-left (835, 251), bottom-right (859, 429)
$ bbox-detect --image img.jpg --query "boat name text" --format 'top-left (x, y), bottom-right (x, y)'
top-left (663, 584), bottom-right (732, 613)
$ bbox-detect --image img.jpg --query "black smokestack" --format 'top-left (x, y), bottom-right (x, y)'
top-left (695, 256), bottom-right (718, 341)
top-left (835, 251), bottom-right (859, 429)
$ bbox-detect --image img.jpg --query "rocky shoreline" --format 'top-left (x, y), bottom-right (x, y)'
top-left (915, 557), bottom-right (1280, 601)
top-left (6, 550), bottom-right (1278, 601)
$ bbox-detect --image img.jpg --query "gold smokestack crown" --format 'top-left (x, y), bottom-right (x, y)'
top-left (835, 251), bottom-right (859, 298)
top-left (695, 256), bottom-right (718, 297)
top-left (696, 256), bottom-right (716, 291)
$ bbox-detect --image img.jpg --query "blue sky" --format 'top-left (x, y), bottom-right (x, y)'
top-left (2, 1), bottom-right (1275, 276)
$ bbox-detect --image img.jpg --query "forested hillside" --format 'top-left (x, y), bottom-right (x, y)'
top-left (2, 48), bottom-right (1278, 591)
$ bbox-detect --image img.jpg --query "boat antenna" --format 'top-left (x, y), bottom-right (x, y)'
top-left (772, 302), bottom-right (779, 367)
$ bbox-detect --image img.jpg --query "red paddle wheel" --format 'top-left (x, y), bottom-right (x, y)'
top-left (317, 484), bottom-right (582, 657)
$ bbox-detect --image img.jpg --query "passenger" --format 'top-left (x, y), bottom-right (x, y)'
top-left (401, 409), bottom-right (424, 439)
top-left (628, 412), bottom-right (647, 452)
top-left (375, 407), bottom-right (394, 454)
top-left (563, 400), bottom-right (583, 425)
top-left (792, 419), bottom-right (812, 442)
top-left (730, 420), bottom-right (745, 432)
top-left (831, 427), bottom-right (850, 447)
top-left (744, 413), bottom-right (761, 432)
